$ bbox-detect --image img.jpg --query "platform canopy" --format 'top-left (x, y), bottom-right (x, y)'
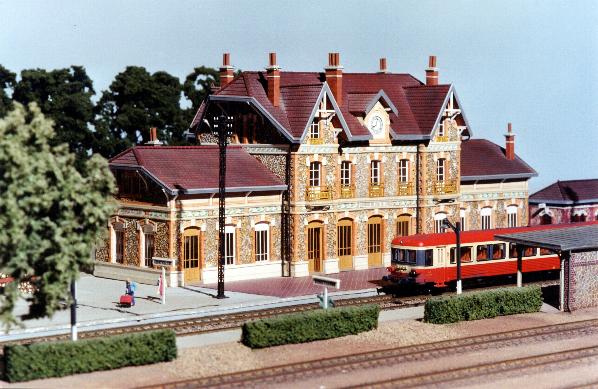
top-left (495, 224), bottom-right (598, 252)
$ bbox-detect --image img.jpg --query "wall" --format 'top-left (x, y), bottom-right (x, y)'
top-left (567, 250), bottom-right (598, 311)
top-left (529, 204), bottom-right (598, 226)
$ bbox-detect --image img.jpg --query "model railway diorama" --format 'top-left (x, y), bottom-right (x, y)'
top-left (384, 221), bottom-right (598, 291)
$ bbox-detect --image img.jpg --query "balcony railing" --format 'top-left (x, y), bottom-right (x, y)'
top-left (369, 183), bottom-right (385, 197)
top-left (340, 185), bottom-right (354, 199)
top-left (397, 182), bottom-right (414, 196)
top-left (308, 137), bottom-right (324, 145)
top-left (306, 185), bottom-right (332, 201)
top-left (433, 180), bottom-right (457, 195)
top-left (434, 135), bottom-right (449, 142)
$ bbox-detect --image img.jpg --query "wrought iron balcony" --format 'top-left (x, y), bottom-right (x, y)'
top-left (434, 135), bottom-right (449, 142)
top-left (308, 137), bottom-right (324, 145)
top-left (340, 185), bottom-right (354, 199)
top-left (397, 182), bottom-right (414, 196)
top-left (306, 185), bottom-right (332, 201)
top-left (369, 183), bottom-right (385, 197)
top-left (433, 180), bottom-right (457, 195)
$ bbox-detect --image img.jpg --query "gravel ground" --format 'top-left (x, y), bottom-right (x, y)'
top-left (6, 306), bottom-right (598, 388)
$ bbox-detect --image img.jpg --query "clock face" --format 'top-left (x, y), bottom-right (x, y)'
top-left (369, 115), bottom-right (384, 135)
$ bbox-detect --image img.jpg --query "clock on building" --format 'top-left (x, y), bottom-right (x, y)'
top-left (368, 114), bottom-right (384, 135)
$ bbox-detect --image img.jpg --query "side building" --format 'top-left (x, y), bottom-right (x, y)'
top-left (529, 179), bottom-right (598, 225)
top-left (94, 53), bottom-right (537, 286)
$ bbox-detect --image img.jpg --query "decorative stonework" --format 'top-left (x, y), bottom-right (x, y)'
top-left (124, 219), bottom-right (139, 266)
top-left (95, 233), bottom-right (110, 262)
top-left (569, 251), bottom-right (598, 310)
top-left (155, 222), bottom-right (169, 258)
top-left (252, 154), bottom-right (286, 181)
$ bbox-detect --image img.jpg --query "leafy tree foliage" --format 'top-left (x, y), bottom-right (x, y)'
top-left (95, 66), bottom-right (187, 155)
top-left (0, 104), bottom-right (115, 327)
top-left (182, 66), bottom-right (220, 110)
top-left (12, 66), bottom-right (96, 160)
top-left (0, 65), bottom-right (16, 117)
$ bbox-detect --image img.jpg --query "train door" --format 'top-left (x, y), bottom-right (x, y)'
top-left (307, 221), bottom-right (323, 273)
top-left (367, 216), bottom-right (383, 267)
top-left (435, 246), bottom-right (447, 285)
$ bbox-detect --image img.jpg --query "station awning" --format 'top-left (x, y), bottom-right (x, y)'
top-left (495, 224), bottom-right (598, 252)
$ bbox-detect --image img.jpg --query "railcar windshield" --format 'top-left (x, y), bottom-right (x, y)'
top-left (391, 248), bottom-right (434, 267)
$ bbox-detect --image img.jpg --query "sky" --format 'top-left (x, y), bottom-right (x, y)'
top-left (1, 0), bottom-right (596, 192)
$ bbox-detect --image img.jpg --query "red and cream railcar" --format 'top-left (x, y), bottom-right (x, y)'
top-left (386, 222), bottom-right (598, 288)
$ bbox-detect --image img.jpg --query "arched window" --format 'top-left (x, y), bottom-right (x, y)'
top-left (481, 207), bottom-right (492, 230)
top-left (541, 214), bottom-right (553, 225)
top-left (507, 205), bottom-right (518, 228)
top-left (396, 214), bottom-right (411, 236)
top-left (254, 223), bottom-right (269, 261)
top-left (224, 225), bottom-right (236, 265)
top-left (112, 222), bottom-right (125, 264)
top-left (434, 212), bottom-right (447, 233)
top-left (141, 223), bottom-right (156, 267)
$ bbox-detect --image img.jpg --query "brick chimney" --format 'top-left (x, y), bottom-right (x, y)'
top-left (425, 55), bottom-right (438, 86)
top-left (146, 127), bottom-right (163, 146)
top-left (219, 53), bottom-right (234, 87)
top-left (325, 52), bottom-right (343, 106)
top-left (505, 122), bottom-right (515, 160)
top-left (266, 52), bottom-right (281, 107)
top-left (378, 57), bottom-right (388, 74)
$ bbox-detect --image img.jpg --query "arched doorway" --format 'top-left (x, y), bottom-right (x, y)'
top-left (367, 216), bottom-right (383, 267)
top-left (307, 221), bottom-right (324, 273)
top-left (337, 218), bottom-right (353, 271)
top-left (396, 214), bottom-right (411, 237)
top-left (183, 228), bottom-right (202, 283)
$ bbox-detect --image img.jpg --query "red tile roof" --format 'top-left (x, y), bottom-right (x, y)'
top-left (530, 179), bottom-right (598, 204)
top-left (193, 71), bottom-right (460, 141)
top-left (109, 146), bottom-right (286, 195)
top-left (460, 139), bottom-right (537, 180)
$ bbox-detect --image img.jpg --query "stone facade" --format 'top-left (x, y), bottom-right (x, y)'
top-left (567, 250), bottom-right (598, 311)
top-left (529, 204), bottom-right (598, 226)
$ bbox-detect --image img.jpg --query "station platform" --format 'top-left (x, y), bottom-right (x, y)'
top-left (202, 267), bottom-right (387, 298)
top-left (1, 268), bottom-right (387, 341)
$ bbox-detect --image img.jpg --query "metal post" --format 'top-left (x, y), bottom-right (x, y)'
top-left (161, 266), bottom-right (166, 304)
top-left (516, 244), bottom-right (523, 288)
top-left (455, 221), bottom-right (462, 295)
top-left (70, 280), bottom-right (77, 341)
top-left (323, 286), bottom-right (328, 309)
top-left (215, 114), bottom-right (232, 299)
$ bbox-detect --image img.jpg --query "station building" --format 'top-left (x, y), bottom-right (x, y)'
top-left (529, 179), bottom-right (598, 225)
top-left (94, 53), bottom-right (537, 286)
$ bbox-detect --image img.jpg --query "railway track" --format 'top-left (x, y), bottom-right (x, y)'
top-left (147, 317), bottom-right (598, 389)
top-left (0, 279), bottom-right (558, 351)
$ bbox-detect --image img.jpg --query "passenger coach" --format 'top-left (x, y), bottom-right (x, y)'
top-left (385, 222), bottom-right (598, 289)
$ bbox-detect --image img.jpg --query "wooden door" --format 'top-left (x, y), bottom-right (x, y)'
top-left (337, 219), bottom-right (353, 271)
top-left (367, 216), bottom-right (382, 267)
top-left (183, 228), bottom-right (201, 283)
top-left (307, 222), bottom-right (323, 273)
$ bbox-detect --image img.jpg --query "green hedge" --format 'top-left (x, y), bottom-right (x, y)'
top-left (242, 304), bottom-right (380, 349)
top-left (424, 285), bottom-right (543, 324)
top-left (4, 329), bottom-right (177, 382)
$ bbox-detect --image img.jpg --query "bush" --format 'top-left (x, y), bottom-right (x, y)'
top-left (242, 304), bottom-right (380, 348)
top-left (4, 329), bottom-right (177, 382)
top-left (423, 286), bottom-right (542, 324)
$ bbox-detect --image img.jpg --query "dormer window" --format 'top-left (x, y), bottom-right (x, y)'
top-left (308, 122), bottom-right (323, 144)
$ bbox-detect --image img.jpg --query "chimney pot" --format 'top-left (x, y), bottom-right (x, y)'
top-left (505, 122), bottom-right (515, 160)
top-left (266, 52), bottom-right (281, 107)
top-left (325, 52), bottom-right (343, 105)
top-left (379, 58), bottom-right (387, 73)
top-left (425, 55), bottom-right (439, 86)
top-left (219, 52), bottom-right (234, 87)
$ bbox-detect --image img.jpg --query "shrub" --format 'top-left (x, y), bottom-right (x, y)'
top-left (423, 286), bottom-right (542, 324)
top-left (4, 329), bottom-right (177, 382)
top-left (242, 304), bottom-right (380, 348)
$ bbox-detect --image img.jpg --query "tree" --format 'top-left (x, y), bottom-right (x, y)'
top-left (12, 66), bottom-right (96, 160)
top-left (0, 65), bottom-right (16, 118)
top-left (182, 66), bottom-right (220, 110)
top-left (95, 66), bottom-right (186, 155)
top-left (0, 103), bottom-right (115, 327)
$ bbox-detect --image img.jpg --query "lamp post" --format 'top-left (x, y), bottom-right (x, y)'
top-left (70, 279), bottom-right (77, 341)
top-left (213, 114), bottom-right (233, 299)
top-left (442, 219), bottom-right (462, 294)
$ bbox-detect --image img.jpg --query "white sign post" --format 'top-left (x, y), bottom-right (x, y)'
top-left (152, 257), bottom-right (176, 305)
top-left (312, 275), bottom-right (341, 309)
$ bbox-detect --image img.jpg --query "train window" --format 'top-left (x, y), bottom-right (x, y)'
top-left (424, 249), bottom-right (433, 266)
top-left (492, 244), bottom-right (505, 260)
top-left (477, 245), bottom-right (489, 261)
top-left (450, 246), bottom-right (472, 264)
top-left (509, 244), bottom-right (538, 258)
top-left (399, 249), bottom-right (417, 264)
top-left (539, 248), bottom-right (552, 256)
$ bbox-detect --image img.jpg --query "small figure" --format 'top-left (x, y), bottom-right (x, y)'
top-left (125, 279), bottom-right (137, 306)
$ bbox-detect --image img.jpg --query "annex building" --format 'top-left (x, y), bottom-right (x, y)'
top-left (94, 53), bottom-right (537, 286)
top-left (529, 179), bottom-right (598, 225)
